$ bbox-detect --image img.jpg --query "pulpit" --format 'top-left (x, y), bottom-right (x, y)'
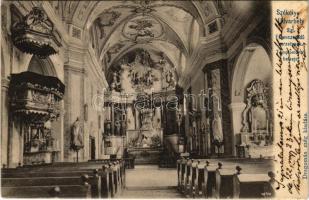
top-left (9, 71), bottom-right (64, 165)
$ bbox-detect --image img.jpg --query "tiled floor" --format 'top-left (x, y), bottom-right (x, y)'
top-left (120, 165), bottom-right (183, 198)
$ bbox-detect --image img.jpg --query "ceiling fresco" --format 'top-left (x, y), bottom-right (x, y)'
top-left (122, 16), bottom-right (163, 42)
top-left (47, 0), bottom-right (220, 82)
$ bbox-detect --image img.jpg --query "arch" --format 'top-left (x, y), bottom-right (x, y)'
top-left (231, 43), bottom-right (272, 103)
top-left (83, 1), bottom-right (207, 32)
top-left (96, 12), bottom-right (189, 61)
top-left (108, 43), bottom-right (181, 75)
top-left (246, 36), bottom-right (272, 60)
top-left (27, 56), bottom-right (57, 77)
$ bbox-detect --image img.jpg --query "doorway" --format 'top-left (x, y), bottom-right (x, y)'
top-left (89, 136), bottom-right (96, 160)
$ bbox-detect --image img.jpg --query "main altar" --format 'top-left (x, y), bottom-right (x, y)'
top-left (103, 49), bottom-right (179, 164)
top-left (126, 108), bottom-right (163, 164)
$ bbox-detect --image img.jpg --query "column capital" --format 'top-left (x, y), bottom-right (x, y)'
top-left (1, 78), bottom-right (10, 89)
top-left (64, 65), bottom-right (85, 74)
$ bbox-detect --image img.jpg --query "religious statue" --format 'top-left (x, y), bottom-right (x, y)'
top-left (115, 120), bottom-right (121, 135)
top-left (163, 68), bottom-right (176, 89)
top-left (127, 52), bottom-right (158, 90)
top-left (110, 72), bottom-right (121, 92)
top-left (139, 134), bottom-right (147, 147)
top-left (71, 117), bottom-right (83, 149)
top-left (212, 111), bottom-right (224, 155)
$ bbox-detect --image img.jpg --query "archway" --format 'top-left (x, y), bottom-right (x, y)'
top-left (229, 43), bottom-right (272, 156)
top-left (28, 56), bottom-right (58, 77)
top-left (22, 56), bottom-right (64, 164)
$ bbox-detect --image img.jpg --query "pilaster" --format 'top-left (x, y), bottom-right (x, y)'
top-left (1, 78), bottom-right (10, 167)
top-left (63, 64), bottom-right (86, 161)
top-left (228, 102), bottom-right (246, 156)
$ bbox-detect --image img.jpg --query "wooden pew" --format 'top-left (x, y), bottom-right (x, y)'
top-left (178, 158), bottom-right (187, 192)
top-left (111, 161), bottom-right (121, 197)
top-left (203, 162), bottom-right (221, 198)
top-left (2, 185), bottom-right (91, 198)
top-left (2, 170), bottom-right (102, 196)
top-left (177, 159), bottom-right (181, 188)
top-left (102, 164), bottom-right (112, 198)
top-left (189, 160), bottom-right (203, 197)
top-left (193, 160), bottom-right (209, 198)
top-left (2, 175), bottom-right (91, 198)
top-left (233, 171), bottom-right (274, 198)
top-left (93, 160), bottom-right (124, 197)
top-left (176, 158), bottom-right (274, 199)
top-left (2, 160), bottom-right (124, 198)
top-left (2, 177), bottom-right (84, 186)
top-left (215, 159), bottom-right (273, 198)
top-left (183, 159), bottom-right (194, 196)
top-left (178, 159), bottom-right (218, 198)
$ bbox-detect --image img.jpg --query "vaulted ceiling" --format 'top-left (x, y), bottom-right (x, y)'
top-left (47, 1), bottom-right (227, 81)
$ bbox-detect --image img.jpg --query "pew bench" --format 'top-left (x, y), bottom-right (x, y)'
top-left (193, 161), bottom-right (209, 198)
top-left (2, 170), bottom-right (103, 198)
top-left (178, 158), bottom-right (187, 192)
top-left (1, 160), bottom-right (125, 198)
top-left (215, 160), bottom-right (273, 198)
top-left (2, 185), bottom-right (91, 198)
top-left (183, 159), bottom-right (194, 196)
top-left (177, 158), bottom-right (274, 199)
top-left (233, 173), bottom-right (274, 198)
top-left (2, 177), bottom-right (84, 187)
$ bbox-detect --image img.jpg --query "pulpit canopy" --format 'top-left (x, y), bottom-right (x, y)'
top-left (11, 6), bottom-right (62, 58)
top-left (9, 71), bottom-right (65, 123)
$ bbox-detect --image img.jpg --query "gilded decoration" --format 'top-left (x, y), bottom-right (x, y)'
top-left (240, 79), bottom-right (272, 147)
top-left (9, 71), bottom-right (65, 124)
top-left (11, 6), bottom-right (62, 58)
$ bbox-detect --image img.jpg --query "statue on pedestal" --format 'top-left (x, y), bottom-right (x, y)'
top-left (71, 117), bottom-right (84, 162)
top-left (212, 111), bottom-right (224, 155)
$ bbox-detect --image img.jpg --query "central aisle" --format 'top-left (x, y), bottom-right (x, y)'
top-left (120, 165), bottom-right (183, 198)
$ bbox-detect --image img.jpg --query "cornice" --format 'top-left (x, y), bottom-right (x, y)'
top-left (64, 43), bottom-right (87, 67)
top-left (64, 65), bottom-right (85, 74)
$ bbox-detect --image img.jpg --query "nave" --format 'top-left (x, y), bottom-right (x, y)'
top-left (119, 165), bottom-right (181, 198)
top-left (1, 157), bottom-right (274, 198)
top-left (1, 1), bottom-right (274, 198)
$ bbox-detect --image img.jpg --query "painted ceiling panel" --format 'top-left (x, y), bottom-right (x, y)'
top-left (50, 1), bottom-right (221, 80)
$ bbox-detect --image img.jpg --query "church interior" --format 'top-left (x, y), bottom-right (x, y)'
top-left (1, 1), bottom-right (275, 198)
